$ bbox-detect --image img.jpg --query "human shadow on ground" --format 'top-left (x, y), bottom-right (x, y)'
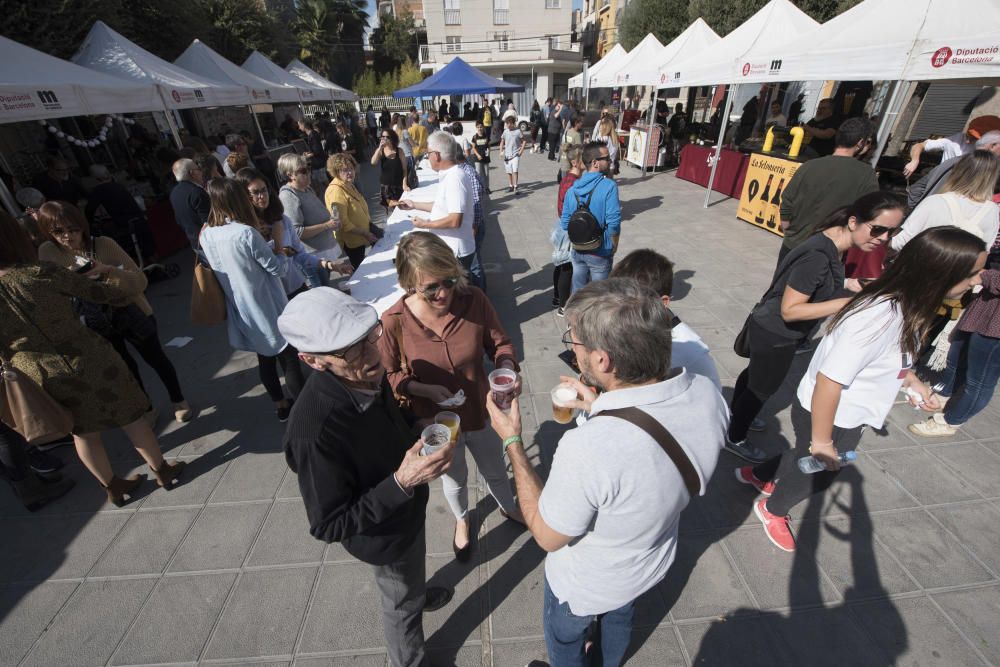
top-left (620, 195), bottom-right (664, 221)
top-left (670, 269), bottom-right (695, 301)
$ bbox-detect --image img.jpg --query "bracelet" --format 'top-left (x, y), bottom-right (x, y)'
top-left (808, 440), bottom-right (834, 454)
top-left (502, 435), bottom-right (523, 453)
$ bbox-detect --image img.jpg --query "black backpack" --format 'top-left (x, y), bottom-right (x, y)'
top-left (567, 188), bottom-right (603, 252)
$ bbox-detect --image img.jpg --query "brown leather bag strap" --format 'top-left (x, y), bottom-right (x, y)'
top-left (598, 406), bottom-right (701, 497)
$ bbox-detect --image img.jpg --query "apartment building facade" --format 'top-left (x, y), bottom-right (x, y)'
top-left (420, 0), bottom-right (581, 107)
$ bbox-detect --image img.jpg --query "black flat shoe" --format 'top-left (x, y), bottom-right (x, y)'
top-left (424, 586), bottom-right (454, 612)
top-left (453, 537), bottom-right (471, 563)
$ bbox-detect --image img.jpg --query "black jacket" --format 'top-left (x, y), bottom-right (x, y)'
top-left (284, 371), bottom-right (427, 565)
top-left (168, 179), bottom-right (210, 251)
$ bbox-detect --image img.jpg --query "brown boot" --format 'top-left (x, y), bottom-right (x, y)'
top-left (151, 460), bottom-right (186, 490)
top-left (12, 475), bottom-right (75, 512)
top-left (103, 474), bottom-right (146, 507)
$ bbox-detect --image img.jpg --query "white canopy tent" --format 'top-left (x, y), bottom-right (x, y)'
top-left (568, 43), bottom-right (627, 89)
top-left (242, 51), bottom-right (326, 104)
top-left (72, 21), bottom-right (249, 111)
top-left (626, 19), bottom-right (722, 88)
top-left (658, 0), bottom-right (819, 88)
top-left (0, 35), bottom-right (161, 123)
top-left (175, 40), bottom-right (300, 104)
top-left (285, 59), bottom-right (358, 102)
top-left (592, 34), bottom-right (665, 89)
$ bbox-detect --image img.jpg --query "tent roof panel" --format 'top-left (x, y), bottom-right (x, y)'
top-left (175, 40), bottom-right (300, 104)
top-left (242, 51), bottom-right (327, 103)
top-left (392, 57), bottom-right (524, 98)
top-left (569, 43), bottom-right (627, 88)
top-left (285, 60), bottom-right (358, 102)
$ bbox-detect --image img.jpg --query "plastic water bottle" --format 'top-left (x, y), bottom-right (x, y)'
top-left (797, 450), bottom-right (858, 474)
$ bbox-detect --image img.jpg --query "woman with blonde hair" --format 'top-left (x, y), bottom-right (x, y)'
top-left (200, 178), bottom-right (305, 422)
top-left (377, 231), bottom-right (524, 562)
top-left (224, 151), bottom-right (249, 178)
top-left (0, 212), bottom-right (185, 507)
top-left (325, 153), bottom-right (378, 269)
top-left (593, 116), bottom-right (620, 176)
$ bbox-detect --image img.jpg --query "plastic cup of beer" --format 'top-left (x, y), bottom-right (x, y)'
top-left (488, 368), bottom-right (518, 412)
top-left (435, 411), bottom-right (461, 444)
top-left (421, 423), bottom-right (451, 456)
top-left (550, 384), bottom-right (578, 424)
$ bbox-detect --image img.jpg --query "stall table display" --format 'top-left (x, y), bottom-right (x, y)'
top-left (675, 144), bottom-right (749, 199)
top-left (736, 152), bottom-right (804, 237)
top-left (625, 122), bottom-right (664, 170)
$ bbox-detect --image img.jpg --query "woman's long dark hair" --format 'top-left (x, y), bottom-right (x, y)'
top-left (814, 190), bottom-right (906, 233)
top-left (234, 167), bottom-right (283, 225)
top-left (206, 177), bottom-right (262, 231)
top-left (826, 227), bottom-right (986, 356)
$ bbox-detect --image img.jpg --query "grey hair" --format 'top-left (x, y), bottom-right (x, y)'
top-left (564, 277), bottom-right (673, 384)
top-left (976, 130), bottom-right (1000, 148)
top-left (225, 133), bottom-right (242, 150)
top-left (427, 130), bottom-right (460, 162)
top-left (15, 187), bottom-right (44, 208)
top-left (277, 152), bottom-right (308, 178)
top-left (171, 158), bottom-right (198, 182)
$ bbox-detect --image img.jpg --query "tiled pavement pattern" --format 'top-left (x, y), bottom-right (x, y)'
top-left (3, 153), bottom-right (1000, 666)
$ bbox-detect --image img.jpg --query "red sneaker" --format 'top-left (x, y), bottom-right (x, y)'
top-left (754, 498), bottom-right (795, 552)
top-left (735, 466), bottom-right (775, 496)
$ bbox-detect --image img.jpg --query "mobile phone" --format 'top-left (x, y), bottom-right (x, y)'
top-left (73, 258), bottom-right (95, 274)
top-left (557, 349), bottom-right (579, 373)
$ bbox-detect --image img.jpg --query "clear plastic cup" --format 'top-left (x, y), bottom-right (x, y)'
top-left (550, 384), bottom-right (578, 424)
top-left (421, 423), bottom-right (451, 456)
top-left (489, 368), bottom-right (518, 412)
top-left (435, 411), bottom-right (461, 444)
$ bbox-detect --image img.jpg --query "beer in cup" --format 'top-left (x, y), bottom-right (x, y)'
top-left (488, 368), bottom-right (518, 412)
top-left (421, 424), bottom-right (451, 456)
top-left (435, 411), bottom-right (461, 444)
top-left (550, 384), bottom-right (578, 424)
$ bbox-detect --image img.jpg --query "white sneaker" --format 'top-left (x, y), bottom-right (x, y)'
top-left (908, 413), bottom-right (959, 437)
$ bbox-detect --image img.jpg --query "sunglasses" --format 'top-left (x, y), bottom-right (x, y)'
top-left (418, 277), bottom-right (458, 298)
top-left (594, 155), bottom-right (611, 162)
top-left (864, 222), bottom-right (903, 239)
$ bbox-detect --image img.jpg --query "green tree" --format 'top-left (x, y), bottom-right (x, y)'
top-left (118, 0), bottom-right (208, 60)
top-left (396, 59), bottom-right (424, 89)
top-left (618, 0), bottom-right (689, 51)
top-left (200, 0), bottom-right (277, 64)
top-left (352, 68), bottom-right (381, 97)
top-left (794, 0), bottom-right (864, 22)
top-left (369, 9), bottom-right (420, 75)
top-left (0, 0), bottom-right (125, 59)
top-left (687, 0), bottom-right (767, 37)
top-left (294, 0), bottom-right (369, 86)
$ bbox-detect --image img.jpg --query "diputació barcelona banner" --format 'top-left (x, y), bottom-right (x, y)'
top-left (737, 154), bottom-right (802, 237)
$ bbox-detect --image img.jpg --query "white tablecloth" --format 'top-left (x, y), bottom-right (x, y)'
top-left (345, 166), bottom-right (440, 314)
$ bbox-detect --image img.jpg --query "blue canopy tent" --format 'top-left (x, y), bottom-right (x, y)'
top-left (392, 57), bottom-right (524, 98)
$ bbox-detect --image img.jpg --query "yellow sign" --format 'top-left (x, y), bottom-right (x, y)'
top-left (737, 153), bottom-right (803, 236)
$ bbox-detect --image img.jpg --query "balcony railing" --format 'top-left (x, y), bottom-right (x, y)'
top-left (444, 8), bottom-right (461, 24)
top-left (420, 37), bottom-right (580, 64)
top-left (420, 45), bottom-right (430, 62)
top-left (493, 8), bottom-right (509, 24)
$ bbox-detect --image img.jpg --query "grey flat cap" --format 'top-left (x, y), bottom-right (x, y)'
top-left (278, 287), bottom-right (378, 354)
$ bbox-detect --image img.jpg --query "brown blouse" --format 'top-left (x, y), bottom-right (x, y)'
top-left (378, 287), bottom-right (519, 431)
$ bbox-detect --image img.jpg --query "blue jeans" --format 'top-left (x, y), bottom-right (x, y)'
top-left (459, 252), bottom-right (485, 292)
top-left (302, 263), bottom-right (330, 289)
top-left (570, 250), bottom-right (612, 294)
top-left (543, 576), bottom-right (635, 667)
top-left (937, 330), bottom-right (1000, 425)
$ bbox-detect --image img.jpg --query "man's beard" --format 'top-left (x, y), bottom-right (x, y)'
top-left (576, 356), bottom-right (605, 393)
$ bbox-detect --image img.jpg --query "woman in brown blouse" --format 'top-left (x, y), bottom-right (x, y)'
top-left (378, 232), bottom-right (524, 562)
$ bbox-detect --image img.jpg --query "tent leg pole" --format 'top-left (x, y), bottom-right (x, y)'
top-left (156, 89), bottom-right (183, 148)
top-left (870, 80), bottom-right (908, 167)
top-left (250, 106), bottom-right (267, 146)
top-left (704, 83), bottom-right (736, 209)
top-left (0, 176), bottom-right (19, 217)
top-left (643, 87), bottom-right (658, 177)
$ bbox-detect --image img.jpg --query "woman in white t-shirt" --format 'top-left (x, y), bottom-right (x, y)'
top-left (738, 227), bottom-right (987, 552)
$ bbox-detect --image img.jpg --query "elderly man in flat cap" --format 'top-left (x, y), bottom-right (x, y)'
top-left (278, 288), bottom-right (455, 667)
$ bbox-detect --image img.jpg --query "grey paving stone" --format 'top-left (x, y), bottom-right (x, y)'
top-left (247, 499), bottom-right (327, 567)
top-left (679, 615), bottom-right (789, 666)
top-left (931, 585), bottom-right (1000, 664)
top-left (0, 513), bottom-right (129, 583)
top-left (425, 555), bottom-right (486, 648)
top-left (139, 459), bottom-right (228, 508)
top-left (491, 638), bottom-right (548, 666)
top-left (763, 605), bottom-right (889, 667)
top-left (659, 532), bottom-right (754, 622)
top-left (868, 448), bottom-right (982, 504)
top-left (928, 501), bottom-right (1000, 574)
top-left (869, 510), bottom-right (994, 588)
top-left (20, 578), bottom-right (155, 667)
top-left (620, 625), bottom-right (687, 666)
top-left (111, 572), bottom-right (236, 664)
top-left (0, 581), bottom-right (79, 665)
top-left (91, 507), bottom-right (198, 576)
top-left (928, 442), bottom-right (1000, 499)
top-left (809, 515), bottom-right (920, 598)
top-left (299, 562), bottom-right (383, 654)
top-left (486, 553), bottom-right (546, 640)
top-left (722, 525), bottom-right (841, 610)
top-left (168, 503), bottom-right (268, 572)
top-left (295, 656), bottom-right (385, 666)
top-left (428, 644), bottom-right (482, 666)
top-left (204, 566), bottom-right (317, 659)
top-left (850, 596), bottom-right (986, 667)
top-left (953, 403), bottom-right (1000, 441)
top-left (210, 452), bottom-right (289, 502)
top-left (277, 468), bottom-right (303, 498)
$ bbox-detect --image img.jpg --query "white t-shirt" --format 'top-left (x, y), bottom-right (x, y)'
top-left (457, 135), bottom-right (471, 154)
top-left (501, 127), bottom-right (523, 160)
top-left (891, 193), bottom-right (1000, 251)
top-left (539, 372), bottom-right (728, 616)
top-left (797, 297), bottom-right (908, 429)
top-left (428, 164), bottom-right (476, 258)
top-left (925, 132), bottom-right (975, 161)
top-left (671, 320), bottom-right (722, 391)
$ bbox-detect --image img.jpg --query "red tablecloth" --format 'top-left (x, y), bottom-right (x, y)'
top-left (675, 144), bottom-right (749, 199)
top-left (146, 198), bottom-right (191, 259)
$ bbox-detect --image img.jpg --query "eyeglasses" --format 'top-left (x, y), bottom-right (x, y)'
top-left (51, 227), bottom-right (81, 236)
top-left (381, 134), bottom-right (391, 139)
top-left (248, 188), bottom-right (269, 198)
top-left (560, 326), bottom-right (585, 352)
top-left (418, 277), bottom-right (458, 298)
top-left (329, 320), bottom-right (384, 359)
top-left (864, 222), bottom-right (903, 239)
top-left (594, 155), bottom-right (611, 162)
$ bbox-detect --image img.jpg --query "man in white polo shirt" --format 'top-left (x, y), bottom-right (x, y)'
top-left (485, 278), bottom-right (728, 665)
top-left (398, 130), bottom-right (482, 289)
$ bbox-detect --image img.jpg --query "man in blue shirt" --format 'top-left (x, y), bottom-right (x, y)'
top-left (560, 141), bottom-right (621, 293)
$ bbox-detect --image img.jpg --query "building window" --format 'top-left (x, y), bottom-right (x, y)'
top-left (545, 0), bottom-right (561, 7)
top-left (493, 0), bottom-right (509, 24)
top-left (444, 0), bottom-right (460, 24)
top-left (446, 36), bottom-right (462, 52)
top-left (489, 31), bottom-right (511, 51)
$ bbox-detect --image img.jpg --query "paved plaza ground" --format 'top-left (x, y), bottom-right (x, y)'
top-left (3, 151), bottom-right (1000, 666)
